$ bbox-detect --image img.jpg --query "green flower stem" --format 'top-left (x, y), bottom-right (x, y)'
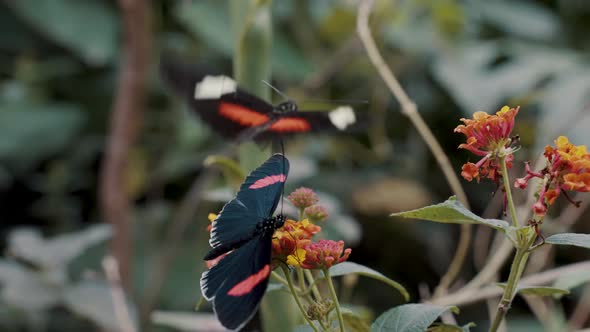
top-left (500, 155), bottom-right (519, 227)
top-left (323, 268), bottom-right (345, 332)
top-left (297, 268), bottom-right (306, 294)
top-left (489, 234), bottom-right (537, 332)
top-left (270, 271), bottom-right (289, 286)
top-left (304, 269), bottom-right (323, 300)
top-left (489, 154), bottom-right (535, 332)
top-left (280, 264), bottom-right (320, 332)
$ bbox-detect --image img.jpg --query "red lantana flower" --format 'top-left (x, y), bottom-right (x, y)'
top-left (515, 136), bottom-right (590, 216)
top-left (288, 240), bottom-right (351, 270)
top-left (455, 106), bottom-right (520, 183)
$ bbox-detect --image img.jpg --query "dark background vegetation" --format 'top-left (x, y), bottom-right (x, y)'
top-left (1, 0), bottom-right (589, 331)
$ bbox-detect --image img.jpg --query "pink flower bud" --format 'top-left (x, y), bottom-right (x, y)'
top-left (304, 205), bottom-right (329, 223)
top-left (288, 187), bottom-right (319, 209)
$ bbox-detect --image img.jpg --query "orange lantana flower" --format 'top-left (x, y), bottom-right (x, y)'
top-left (516, 136), bottom-right (590, 216)
top-left (455, 106), bottom-right (519, 182)
top-left (271, 219), bottom-right (321, 261)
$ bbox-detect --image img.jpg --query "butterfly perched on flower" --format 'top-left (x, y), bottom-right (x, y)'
top-left (201, 154), bottom-right (289, 330)
top-left (160, 57), bottom-right (362, 142)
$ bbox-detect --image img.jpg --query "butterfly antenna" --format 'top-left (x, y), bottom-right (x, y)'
top-left (301, 98), bottom-right (369, 105)
top-left (262, 80), bottom-right (290, 102)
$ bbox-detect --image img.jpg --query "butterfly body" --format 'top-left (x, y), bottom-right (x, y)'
top-left (203, 214), bottom-right (285, 261)
top-left (200, 154), bottom-right (289, 331)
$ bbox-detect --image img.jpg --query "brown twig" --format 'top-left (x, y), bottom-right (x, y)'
top-left (357, 0), bottom-right (471, 297)
top-left (99, 0), bottom-right (150, 289)
top-left (431, 261), bottom-right (590, 307)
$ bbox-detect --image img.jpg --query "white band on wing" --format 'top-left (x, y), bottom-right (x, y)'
top-left (328, 106), bottom-right (356, 130)
top-left (194, 75), bottom-right (237, 99)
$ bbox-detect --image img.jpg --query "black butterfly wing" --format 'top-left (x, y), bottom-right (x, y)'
top-left (201, 232), bottom-right (273, 331)
top-left (160, 57), bottom-right (275, 139)
top-left (252, 106), bottom-right (364, 141)
top-left (207, 154), bottom-right (289, 258)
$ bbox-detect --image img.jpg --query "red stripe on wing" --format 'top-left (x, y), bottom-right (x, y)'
top-left (227, 264), bottom-right (271, 297)
top-left (269, 117), bottom-right (311, 133)
top-left (219, 102), bottom-right (270, 127)
top-left (249, 174), bottom-right (286, 189)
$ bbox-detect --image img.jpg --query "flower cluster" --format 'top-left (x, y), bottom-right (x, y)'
top-left (515, 136), bottom-right (590, 216)
top-left (454, 106), bottom-right (519, 183)
top-left (271, 187), bottom-right (351, 269)
top-left (287, 240), bottom-right (352, 270)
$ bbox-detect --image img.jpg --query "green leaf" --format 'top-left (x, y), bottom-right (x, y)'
top-left (271, 34), bottom-right (314, 81)
top-left (8, 0), bottom-right (118, 65)
top-left (432, 42), bottom-right (576, 115)
top-left (545, 233), bottom-right (590, 249)
top-left (342, 309), bottom-right (371, 332)
top-left (173, 0), bottom-right (312, 80)
top-left (475, 1), bottom-right (560, 41)
top-left (496, 283), bottom-right (570, 297)
top-left (553, 270), bottom-right (590, 291)
top-left (537, 70), bottom-right (590, 150)
top-left (231, 0), bottom-right (272, 99)
top-left (0, 259), bottom-right (61, 311)
top-left (390, 196), bottom-right (509, 231)
top-left (371, 304), bottom-right (458, 332)
top-left (328, 262), bottom-right (409, 301)
top-left (172, 1), bottom-right (233, 55)
top-left (8, 224), bottom-right (111, 269)
top-left (0, 105), bottom-right (84, 172)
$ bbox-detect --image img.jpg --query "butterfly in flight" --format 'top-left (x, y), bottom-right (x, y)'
top-left (201, 154), bottom-right (289, 330)
top-left (160, 57), bottom-right (362, 141)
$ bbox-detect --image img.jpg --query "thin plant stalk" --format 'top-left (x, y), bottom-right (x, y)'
top-left (305, 269), bottom-right (323, 300)
top-left (489, 236), bottom-right (536, 332)
top-left (280, 264), bottom-right (320, 332)
top-left (489, 156), bottom-right (536, 332)
top-left (324, 268), bottom-right (345, 332)
top-left (357, 0), bottom-right (471, 297)
top-left (270, 271), bottom-right (290, 288)
top-left (501, 156), bottom-right (519, 227)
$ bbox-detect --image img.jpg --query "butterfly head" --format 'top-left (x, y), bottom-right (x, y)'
top-left (273, 214), bottom-right (286, 229)
top-left (275, 101), bottom-right (298, 114)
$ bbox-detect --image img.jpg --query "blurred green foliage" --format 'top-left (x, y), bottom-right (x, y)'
top-left (1, 0), bottom-right (590, 331)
